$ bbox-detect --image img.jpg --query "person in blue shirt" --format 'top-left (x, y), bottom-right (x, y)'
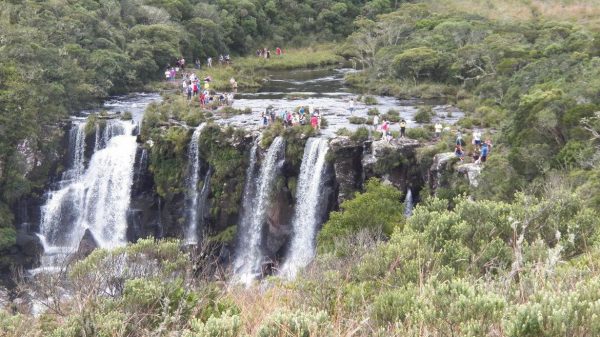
top-left (480, 143), bottom-right (489, 163)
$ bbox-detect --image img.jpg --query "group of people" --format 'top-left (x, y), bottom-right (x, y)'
top-left (261, 105), bottom-right (322, 129)
top-left (371, 115), bottom-right (408, 142)
top-left (179, 72), bottom-right (236, 107)
top-left (256, 47), bottom-right (283, 59)
top-left (455, 129), bottom-right (492, 164)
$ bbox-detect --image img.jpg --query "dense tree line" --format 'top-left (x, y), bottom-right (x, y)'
top-left (344, 3), bottom-right (600, 204)
top-left (0, 0), bottom-right (400, 270)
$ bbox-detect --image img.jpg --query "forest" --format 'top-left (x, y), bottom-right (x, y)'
top-left (2, 0), bottom-right (600, 336)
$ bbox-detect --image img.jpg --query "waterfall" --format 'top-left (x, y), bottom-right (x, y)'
top-left (234, 137), bottom-right (284, 284)
top-left (37, 119), bottom-right (136, 271)
top-left (185, 124), bottom-right (206, 245)
top-left (404, 188), bottom-right (413, 217)
top-left (280, 138), bottom-right (329, 279)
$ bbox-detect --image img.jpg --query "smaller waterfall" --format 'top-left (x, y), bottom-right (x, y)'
top-left (404, 188), bottom-right (414, 217)
top-left (185, 124), bottom-right (206, 245)
top-left (234, 137), bottom-right (284, 284)
top-left (280, 138), bottom-right (329, 279)
top-left (61, 122), bottom-right (86, 183)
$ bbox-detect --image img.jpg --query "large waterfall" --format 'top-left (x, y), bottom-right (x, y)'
top-left (280, 138), bottom-right (329, 279)
top-left (185, 124), bottom-right (206, 245)
top-left (37, 119), bottom-right (137, 270)
top-left (234, 137), bottom-right (284, 284)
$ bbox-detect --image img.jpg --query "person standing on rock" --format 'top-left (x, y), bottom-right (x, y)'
top-left (473, 129), bottom-right (482, 149)
top-left (456, 130), bottom-right (463, 146)
top-left (349, 98), bottom-right (355, 115)
top-left (400, 119), bottom-right (407, 138)
top-left (373, 114), bottom-right (379, 132)
top-left (479, 143), bottom-right (489, 163)
top-left (435, 122), bottom-right (443, 138)
top-left (310, 114), bottom-right (318, 129)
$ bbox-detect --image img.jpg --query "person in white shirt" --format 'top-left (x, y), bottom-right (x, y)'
top-left (435, 123), bottom-right (443, 138)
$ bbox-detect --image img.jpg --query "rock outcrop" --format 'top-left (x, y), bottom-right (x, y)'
top-left (329, 137), bottom-right (364, 205)
top-left (362, 138), bottom-right (421, 194)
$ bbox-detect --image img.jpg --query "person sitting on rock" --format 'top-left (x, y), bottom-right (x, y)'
top-left (455, 144), bottom-right (464, 161)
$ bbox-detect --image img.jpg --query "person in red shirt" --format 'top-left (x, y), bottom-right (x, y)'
top-left (310, 115), bottom-right (318, 129)
top-left (276, 47), bottom-right (282, 56)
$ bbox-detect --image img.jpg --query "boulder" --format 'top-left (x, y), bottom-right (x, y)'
top-left (74, 229), bottom-right (99, 261)
top-left (456, 163), bottom-right (482, 187)
top-left (428, 152), bottom-right (457, 192)
top-left (15, 230), bottom-right (43, 268)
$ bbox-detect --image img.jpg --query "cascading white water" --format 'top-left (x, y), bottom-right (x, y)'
top-left (279, 138), bottom-right (329, 279)
top-left (185, 124), bottom-right (206, 244)
top-left (234, 137), bottom-right (284, 284)
top-left (37, 119), bottom-right (136, 271)
top-left (62, 122), bottom-right (87, 182)
top-left (404, 188), bottom-right (413, 217)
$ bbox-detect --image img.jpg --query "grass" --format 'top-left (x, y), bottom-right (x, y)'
top-left (165, 45), bottom-right (343, 92)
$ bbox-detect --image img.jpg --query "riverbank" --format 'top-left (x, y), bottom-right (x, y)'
top-left (153, 45), bottom-right (343, 93)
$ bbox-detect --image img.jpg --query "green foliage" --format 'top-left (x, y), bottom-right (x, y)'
top-left (363, 96), bottom-right (378, 105)
top-left (348, 116), bottom-right (367, 124)
top-left (506, 278), bottom-right (600, 337)
top-left (414, 106), bottom-right (433, 123)
top-left (257, 309), bottom-right (332, 337)
top-left (406, 127), bottom-right (432, 141)
top-left (0, 227), bottom-right (16, 251)
top-left (318, 178), bottom-right (404, 253)
top-left (367, 108), bottom-right (380, 116)
top-left (184, 312), bottom-right (242, 337)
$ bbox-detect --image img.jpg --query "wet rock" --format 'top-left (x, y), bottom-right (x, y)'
top-left (329, 136), bottom-right (364, 204)
top-left (265, 189), bottom-right (294, 256)
top-left (74, 229), bottom-right (99, 261)
top-left (15, 230), bottom-right (43, 269)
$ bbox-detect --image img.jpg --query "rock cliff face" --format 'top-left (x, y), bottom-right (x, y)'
top-left (17, 124), bottom-right (457, 276)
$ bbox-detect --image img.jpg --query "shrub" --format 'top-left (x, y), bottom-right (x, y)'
top-left (406, 127), bottom-right (432, 141)
top-left (318, 178), bottom-right (404, 253)
top-left (414, 106), bottom-right (433, 123)
top-left (367, 108), bottom-right (380, 115)
top-left (257, 309), bottom-right (332, 337)
top-left (184, 312), bottom-right (242, 337)
top-left (505, 278), bottom-right (600, 337)
top-left (372, 285), bottom-right (418, 324)
top-left (350, 127), bottom-right (370, 142)
top-left (120, 111), bottom-right (133, 121)
top-left (386, 109), bottom-right (400, 116)
top-left (381, 113), bottom-right (400, 123)
top-left (348, 116), bottom-right (367, 124)
top-left (363, 96), bottom-right (378, 105)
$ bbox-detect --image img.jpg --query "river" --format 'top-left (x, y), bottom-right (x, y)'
top-left (219, 67), bottom-right (463, 136)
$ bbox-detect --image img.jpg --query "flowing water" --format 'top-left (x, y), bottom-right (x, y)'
top-left (185, 124), bottom-right (206, 245)
top-left (234, 137), bottom-right (285, 284)
top-left (33, 93), bottom-right (161, 274)
top-left (404, 188), bottom-right (414, 217)
top-left (279, 138), bottom-right (329, 279)
top-left (218, 68), bottom-right (463, 137)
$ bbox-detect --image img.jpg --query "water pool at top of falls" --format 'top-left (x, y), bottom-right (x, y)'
top-left (217, 68), bottom-right (464, 137)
